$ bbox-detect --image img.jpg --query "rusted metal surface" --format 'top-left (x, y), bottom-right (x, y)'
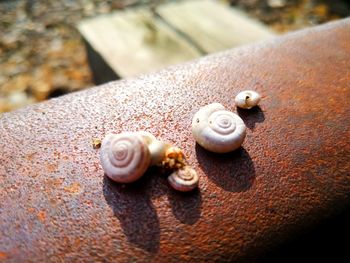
top-left (1, 19), bottom-right (350, 262)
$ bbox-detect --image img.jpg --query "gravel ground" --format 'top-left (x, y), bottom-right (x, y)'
top-left (0, 0), bottom-right (349, 113)
top-left (0, 0), bottom-right (147, 112)
top-left (230, 0), bottom-right (350, 31)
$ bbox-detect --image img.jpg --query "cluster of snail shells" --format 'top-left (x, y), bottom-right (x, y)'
top-left (192, 103), bottom-right (246, 153)
top-left (99, 90), bottom-right (260, 190)
top-left (99, 131), bottom-right (198, 191)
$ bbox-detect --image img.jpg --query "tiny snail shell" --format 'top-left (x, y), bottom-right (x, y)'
top-left (168, 166), bottom-right (199, 192)
top-left (234, 90), bottom-right (261, 109)
top-left (100, 132), bottom-right (151, 183)
top-left (137, 131), bottom-right (170, 166)
top-left (192, 103), bottom-right (246, 153)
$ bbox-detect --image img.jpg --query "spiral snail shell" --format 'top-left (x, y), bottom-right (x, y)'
top-left (192, 103), bottom-right (246, 153)
top-left (100, 132), bottom-right (151, 183)
top-left (168, 166), bottom-right (199, 192)
top-left (235, 90), bottom-right (261, 109)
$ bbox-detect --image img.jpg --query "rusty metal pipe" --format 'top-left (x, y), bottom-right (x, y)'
top-left (1, 19), bottom-right (350, 262)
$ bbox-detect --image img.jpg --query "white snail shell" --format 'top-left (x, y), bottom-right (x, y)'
top-left (168, 166), bottom-right (199, 192)
top-left (235, 90), bottom-right (261, 109)
top-left (137, 131), bottom-right (170, 166)
top-left (100, 132), bottom-right (151, 183)
top-left (192, 103), bottom-right (246, 153)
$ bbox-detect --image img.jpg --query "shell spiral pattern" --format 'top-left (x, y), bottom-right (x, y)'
top-left (192, 103), bottom-right (246, 153)
top-left (208, 110), bottom-right (237, 135)
top-left (168, 166), bottom-right (199, 192)
top-left (100, 132), bottom-right (151, 183)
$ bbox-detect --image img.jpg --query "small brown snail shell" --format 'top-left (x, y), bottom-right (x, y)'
top-left (167, 166), bottom-right (199, 192)
top-left (235, 90), bottom-right (261, 109)
top-left (192, 103), bottom-right (246, 153)
top-left (162, 146), bottom-right (186, 170)
top-left (100, 132), bottom-right (151, 183)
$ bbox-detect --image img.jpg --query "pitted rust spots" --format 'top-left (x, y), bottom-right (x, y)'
top-left (1, 19), bottom-right (350, 262)
top-left (46, 162), bottom-right (58, 173)
top-left (37, 211), bottom-right (46, 223)
top-left (64, 182), bottom-right (82, 194)
top-left (26, 152), bottom-right (38, 161)
top-left (0, 252), bottom-right (8, 260)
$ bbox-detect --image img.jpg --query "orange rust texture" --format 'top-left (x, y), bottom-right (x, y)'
top-left (0, 19), bottom-right (350, 262)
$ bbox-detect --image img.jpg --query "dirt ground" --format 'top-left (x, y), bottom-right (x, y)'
top-left (0, 0), bottom-right (349, 113)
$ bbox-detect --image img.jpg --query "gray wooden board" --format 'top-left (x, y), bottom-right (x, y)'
top-left (157, 0), bottom-right (275, 53)
top-left (78, 9), bottom-right (201, 78)
top-left (77, 0), bottom-right (275, 79)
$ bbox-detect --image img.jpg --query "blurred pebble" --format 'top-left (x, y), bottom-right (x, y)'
top-left (268, 0), bottom-right (286, 8)
top-left (8, 92), bottom-right (28, 107)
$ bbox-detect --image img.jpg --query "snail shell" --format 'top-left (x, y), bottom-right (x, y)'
top-left (100, 132), bottom-right (151, 183)
top-left (137, 131), bottom-right (170, 166)
top-left (235, 90), bottom-right (261, 109)
top-left (192, 103), bottom-right (246, 153)
top-left (168, 166), bottom-right (199, 192)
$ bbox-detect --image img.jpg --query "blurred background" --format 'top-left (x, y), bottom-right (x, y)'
top-left (0, 0), bottom-right (349, 113)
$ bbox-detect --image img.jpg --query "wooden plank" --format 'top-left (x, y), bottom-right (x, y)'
top-left (78, 9), bottom-right (202, 78)
top-left (156, 0), bottom-right (275, 53)
top-left (78, 0), bottom-right (275, 80)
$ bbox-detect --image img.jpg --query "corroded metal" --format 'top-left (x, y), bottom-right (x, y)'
top-left (1, 19), bottom-right (350, 262)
